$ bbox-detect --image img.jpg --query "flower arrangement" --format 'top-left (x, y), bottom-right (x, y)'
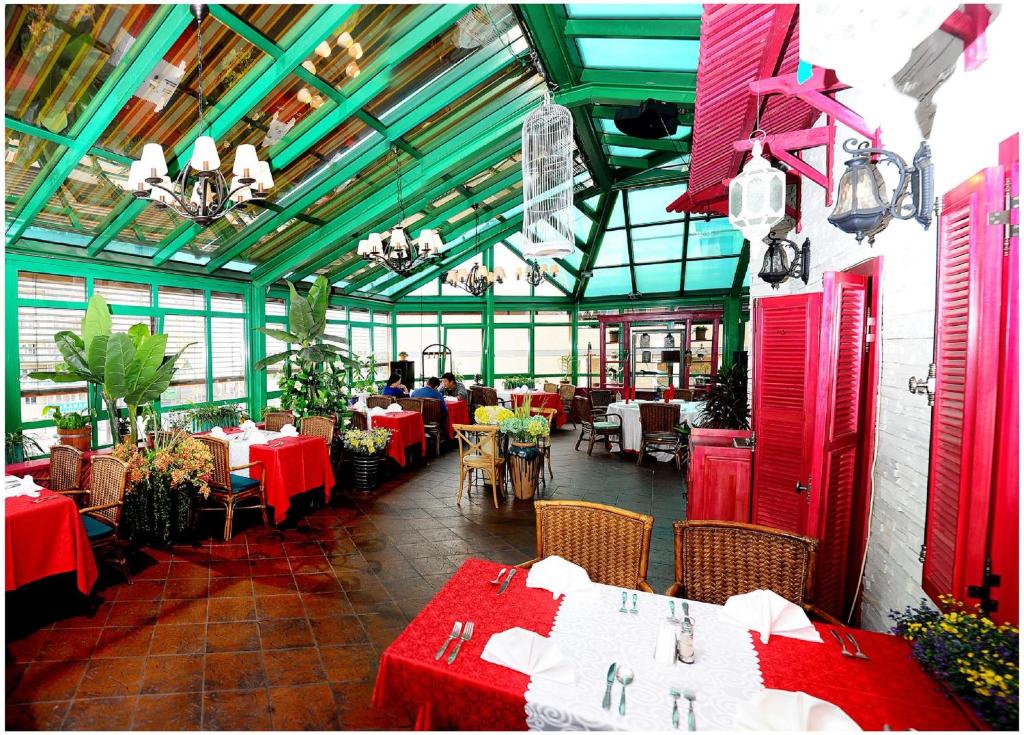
top-left (497, 395), bottom-right (550, 444)
top-left (890, 596), bottom-right (1018, 729)
top-left (341, 428), bottom-right (391, 456)
top-left (474, 405), bottom-right (513, 425)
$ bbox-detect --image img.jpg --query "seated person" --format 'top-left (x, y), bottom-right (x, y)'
top-left (382, 372), bottom-right (409, 398)
top-left (440, 372), bottom-right (469, 401)
top-left (411, 376), bottom-right (448, 417)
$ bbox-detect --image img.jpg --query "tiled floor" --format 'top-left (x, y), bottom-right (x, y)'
top-left (5, 427), bottom-right (685, 730)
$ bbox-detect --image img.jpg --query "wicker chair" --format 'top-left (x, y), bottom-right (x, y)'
top-left (574, 396), bottom-right (622, 455)
top-left (194, 435), bottom-right (269, 541)
top-left (531, 407), bottom-right (558, 486)
top-left (665, 520), bottom-right (841, 623)
top-left (637, 402), bottom-right (685, 470)
top-left (300, 415), bottom-right (335, 445)
top-left (452, 424), bottom-right (506, 509)
top-left (366, 395), bottom-right (394, 410)
top-left (48, 445), bottom-right (88, 503)
top-left (397, 397), bottom-right (423, 413)
top-left (518, 500), bottom-right (654, 591)
top-left (349, 411), bottom-right (368, 431)
top-left (557, 383), bottom-right (577, 428)
top-left (470, 385), bottom-right (508, 418)
top-left (264, 411), bottom-right (294, 432)
top-left (420, 398), bottom-right (445, 456)
top-left (589, 389), bottom-right (613, 418)
top-left (542, 381), bottom-right (559, 393)
top-left (81, 455), bottom-right (132, 584)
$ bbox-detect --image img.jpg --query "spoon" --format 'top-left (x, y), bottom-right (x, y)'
top-left (619, 591), bottom-right (628, 613)
top-left (489, 567), bottom-right (507, 584)
top-left (616, 666), bottom-right (634, 716)
top-left (684, 690), bottom-right (696, 731)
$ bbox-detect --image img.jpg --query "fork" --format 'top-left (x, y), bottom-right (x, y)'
top-left (447, 621), bottom-right (474, 664)
top-left (489, 567), bottom-right (507, 584)
top-left (845, 632), bottom-right (869, 660)
top-left (829, 628), bottom-right (853, 657)
top-left (435, 621), bottom-right (462, 660)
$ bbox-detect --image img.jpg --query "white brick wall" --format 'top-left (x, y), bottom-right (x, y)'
top-left (746, 5), bottom-right (1021, 630)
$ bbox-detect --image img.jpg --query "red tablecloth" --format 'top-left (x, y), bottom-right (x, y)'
top-left (5, 490), bottom-right (98, 595)
top-left (368, 411), bottom-right (427, 467)
top-left (373, 559), bottom-right (975, 731)
top-left (510, 391), bottom-right (566, 428)
top-left (445, 399), bottom-right (471, 439)
top-left (248, 435), bottom-right (334, 523)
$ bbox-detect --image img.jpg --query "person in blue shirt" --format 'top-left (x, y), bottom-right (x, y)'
top-left (411, 376), bottom-right (448, 417)
top-left (381, 372), bottom-right (408, 398)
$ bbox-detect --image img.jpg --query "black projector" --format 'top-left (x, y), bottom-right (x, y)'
top-left (614, 99), bottom-right (679, 139)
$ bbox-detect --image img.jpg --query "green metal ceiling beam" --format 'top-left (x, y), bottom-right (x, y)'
top-left (601, 134), bottom-right (691, 153)
top-left (563, 18), bottom-right (701, 39)
top-left (731, 240), bottom-right (751, 297)
top-left (608, 156), bottom-right (652, 170)
top-left (592, 105), bottom-right (693, 122)
top-left (557, 83), bottom-right (697, 108)
top-left (612, 166), bottom-right (689, 190)
top-left (574, 192), bottom-right (614, 300)
top-left (579, 69), bottom-right (696, 89)
top-left (4, 117), bottom-right (134, 166)
top-left (6, 4), bottom-right (192, 244)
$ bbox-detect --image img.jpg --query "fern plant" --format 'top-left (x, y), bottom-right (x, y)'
top-left (696, 363), bottom-right (750, 430)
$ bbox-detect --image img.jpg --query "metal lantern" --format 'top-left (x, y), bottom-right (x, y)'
top-left (829, 138), bottom-right (934, 244)
top-left (521, 92), bottom-right (574, 258)
top-left (758, 234), bottom-right (810, 290)
top-left (728, 137), bottom-right (786, 245)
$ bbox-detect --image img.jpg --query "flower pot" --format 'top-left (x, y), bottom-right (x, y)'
top-left (351, 453), bottom-right (380, 493)
top-left (57, 426), bottom-right (91, 453)
top-left (507, 441), bottom-right (543, 500)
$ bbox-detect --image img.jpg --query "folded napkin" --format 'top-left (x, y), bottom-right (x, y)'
top-left (5, 475), bottom-right (43, 498)
top-left (279, 423), bottom-right (298, 437)
top-left (247, 431), bottom-right (268, 445)
top-left (721, 589), bottom-right (822, 644)
top-left (240, 420), bottom-right (256, 431)
top-left (210, 426), bottom-right (227, 438)
top-left (734, 690), bottom-right (861, 731)
top-left (525, 555), bottom-right (592, 599)
top-left (481, 627), bottom-right (575, 684)
top-left (385, 403), bottom-right (403, 413)
top-left (444, 396), bottom-right (460, 403)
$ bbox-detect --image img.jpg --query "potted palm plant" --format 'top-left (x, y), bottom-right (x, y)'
top-left (5, 431), bottom-right (44, 465)
top-left (498, 396), bottom-right (550, 500)
top-left (42, 406), bottom-right (93, 452)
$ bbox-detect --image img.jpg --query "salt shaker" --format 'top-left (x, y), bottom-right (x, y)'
top-left (677, 617), bottom-right (695, 664)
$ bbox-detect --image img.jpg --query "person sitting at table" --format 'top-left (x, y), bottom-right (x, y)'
top-left (382, 372), bottom-right (408, 398)
top-left (411, 376), bottom-right (448, 417)
top-left (440, 372), bottom-right (468, 401)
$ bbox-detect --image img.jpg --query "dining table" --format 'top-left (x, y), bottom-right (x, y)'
top-left (5, 482), bottom-right (98, 595)
top-left (605, 400), bottom-right (704, 461)
top-left (372, 558), bottom-right (974, 731)
top-left (357, 409), bottom-right (427, 467)
top-left (445, 398), bottom-right (471, 439)
top-left (506, 391), bottom-right (567, 429)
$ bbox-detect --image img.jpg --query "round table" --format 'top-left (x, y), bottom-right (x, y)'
top-left (605, 399), bottom-right (704, 461)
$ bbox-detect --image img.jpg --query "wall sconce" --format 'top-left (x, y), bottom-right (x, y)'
top-left (758, 233), bottom-right (810, 290)
top-left (828, 138), bottom-right (934, 244)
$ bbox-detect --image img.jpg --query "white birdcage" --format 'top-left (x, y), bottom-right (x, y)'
top-left (454, 5), bottom-right (516, 49)
top-left (521, 93), bottom-right (574, 258)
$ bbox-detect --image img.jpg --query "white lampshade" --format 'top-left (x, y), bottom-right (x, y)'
top-left (232, 144), bottom-right (260, 179)
top-left (348, 42), bottom-right (363, 60)
top-left (345, 61), bottom-right (360, 78)
top-left (310, 95), bottom-right (324, 110)
top-left (149, 177), bottom-right (173, 203)
top-left (315, 41), bottom-right (332, 58)
top-left (551, 263), bottom-right (559, 277)
top-left (297, 87), bottom-right (313, 104)
top-left (494, 266), bottom-right (506, 281)
top-left (728, 138), bottom-right (786, 245)
top-left (390, 227), bottom-right (409, 254)
top-left (140, 143), bottom-right (168, 177)
top-left (189, 135), bottom-right (220, 172)
top-left (357, 239), bottom-right (371, 256)
top-left (516, 266), bottom-right (524, 279)
top-left (337, 31), bottom-right (353, 49)
top-left (301, 59), bottom-right (316, 75)
top-left (256, 161), bottom-right (274, 190)
top-left (367, 232), bottom-right (384, 256)
top-left (127, 161), bottom-right (151, 192)
top-left (230, 184), bottom-right (252, 203)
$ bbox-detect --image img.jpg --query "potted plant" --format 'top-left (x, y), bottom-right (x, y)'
top-left (5, 430), bottom-right (44, 465)
top-left (349, 356), bottom-right (380, 404)
top-left (559, 354), bottom-right (574, 383)
top-left (497, 396), bottom-right (550, 500)
top-left (397, 351), bottom-right (409, 362)
top-left (185, 402), bottom-right (243, 432)
top-left (42, 406), bottom-right (93, 452)
top-left (695, 363), bottom-right (750, 430)
top-left (341, 428), bottom-right (391, 493)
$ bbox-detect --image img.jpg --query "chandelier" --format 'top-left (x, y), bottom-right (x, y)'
top-left (357, 146), bottom-right (443, 276)
top-left (443, 263), bottom-right (505, 296)
top-left (516, 260), bottom-right (559, 287)
top-left (126, 4), bottom-right (272, 225)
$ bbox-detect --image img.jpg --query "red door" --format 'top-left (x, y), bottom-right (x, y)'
top-left (751, 293), bottom-right (821, 534)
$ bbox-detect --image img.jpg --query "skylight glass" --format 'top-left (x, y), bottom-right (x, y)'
top-left (594, 230), bottom-right (629, 267)
top-left (635, 262), bottom-right (682, 293)
top-left (597, 118), bottom-right (692, 141)
top-left (684, 258), bottom-right (739, 290)
top-left (576, 38), bottom-right (700, 72)
top-left (607, 193), bottom-right (626, 228)
top-left (585, 266), bottom-right (632, 297)
top-left (607, 145), bottom-right (653, 158)
top-left (687, 218), bottom-right (744, 257)
top-left (566, 4), bottom-right (703, 19)
top-left (631, 223), bottom-right (683, 263)
top-left (627, 185), bottom-right (687, 224)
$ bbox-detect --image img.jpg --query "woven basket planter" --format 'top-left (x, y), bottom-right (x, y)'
top-left (57, 426), bottom-right (91, 453)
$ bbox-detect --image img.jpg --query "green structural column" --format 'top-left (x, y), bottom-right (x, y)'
top-left (483, 245), bottom-right (496, 385)
top-left (571, 306), bottom-right (580, 383)
top-left (722, 293), bottom-right (742, 369)
top-left (246, 283), bottom-right (268, 418)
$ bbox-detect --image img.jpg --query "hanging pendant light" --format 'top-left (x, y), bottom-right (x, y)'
top-left (757, 233), bottom-right (811, 290)
top-left (441, 207), bottom-right (504, 296)
top-left (728, 134), bottom-right (786, 245)
top-left (126, 4), bottom-right (272, 226)
top-left (521, 92), bottom-right (574, 258)
top-left (515, 260), bottom-right (558, 287)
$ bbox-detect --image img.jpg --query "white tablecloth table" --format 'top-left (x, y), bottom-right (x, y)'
top-left (214, 430), bottom-right (283, 475)
top-left (605, 400), bottom-right (703, 461)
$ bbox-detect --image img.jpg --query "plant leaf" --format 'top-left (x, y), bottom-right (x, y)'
top-left (319, 333), bottom-right (348, 345)
top-left (127, 322), bottom-right (151, 347)
top-left (306, 276), bottom-right (329, 325)
top-left (255, 327), bottom-right (300, 343)
top-left (124, 333), bottom-right (168, 401)
top-left (81, 294), bottom-right (112, 352)
top-left (54, 331), bottom-right (94, 378)
top-left (103, 333), bottom-right (136, 399)
top-left (87, 335), bottom-right (109, 379)
top-left (129, 343), bottom-right (190, 404)
top-left (287, 282), bottom-right (314, 339)
top-left (28, 370), bottom-right (88, 383)
top-left (254, 349), bottom-right (297, 370)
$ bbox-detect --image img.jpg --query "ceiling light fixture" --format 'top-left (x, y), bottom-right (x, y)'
top-left (126, 4), bottom-right (272, 226)
top-left (444, 263), bottom-right (505, 296)
top-left (516, 260), bottom-right (558, 287)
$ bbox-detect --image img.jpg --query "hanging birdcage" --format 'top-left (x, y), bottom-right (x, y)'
top-left (454, 5), bottom-right (516, 49)
top-left (521, 92), bottom-right (574, 258)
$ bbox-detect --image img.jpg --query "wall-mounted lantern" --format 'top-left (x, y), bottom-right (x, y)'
top-left (758, 233), bottom-right (810, 290)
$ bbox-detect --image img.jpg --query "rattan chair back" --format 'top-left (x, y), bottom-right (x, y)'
top-left (264, 411), bottom-right (294, 432)
top-left (366, 395), bottom-right (394, 410)
top-left (349, 411), bottom-right (368, 430)
top-left (575, 395), bottom-right (595, 425)
top-left (589, 389), bottom-right (613, 412)
top-left (88, 456), bottom-right (129, 526)
top-left (639, 402), bottom-right (681, 434)
top-left (49, 445), bottom-right (83, 492)
top-left (479, 387), bottom-right (500, 406)
top-left (532, 500), bottom-right (654, 591)
top-left (452, 423), bottom-right (505, 508)
top-left (300, 415), bottom-right (336, 444)
top-left (193, 435), bottom-right (232, 491)
top-left (557, 383), bottom-right (576, 401)
top-left (543, 382), bottom-right (558, 393)
top-left (672, 520), bottom-right (818, 606)
top-left (397, 397), bottom-right (423, 413)
top-left (420, 397), bottom-right (443, 425)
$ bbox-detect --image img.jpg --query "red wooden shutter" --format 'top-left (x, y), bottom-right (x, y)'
top-left (922, 166), bottom-right (1006, 605)
top-left (751, 293), bottom-right (821, 534)
top-left (808, 273), bottom-right (868, 618)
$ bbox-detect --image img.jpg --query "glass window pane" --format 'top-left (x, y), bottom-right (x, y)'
top-left (684, 258), bottom-right (738, 290)
top-left (397, 325), bottom-right (439, 374)
top-left (373, 326), bottom-right (391, 369)
top-left (535, 311), bottom-right (570, 323)
top-left (350, 308), bottom-right (370, 323)
top-left (94, 279), bottom-right (151, 306)
top-left (397, 312), bottom-right (436, 325)
top-left (211, 292), bottom-right (244, 312)
top-left (607, 192), bottom-right (626, 228)
top-left (158, 286), bottom-right (204, 310)
top-left (687, 218), bottom-right (744, 257)
top-left (266, 297), bottom-right (287, 316)
top-left (635, 262), bottom-right (682, 293)
top-left (494, 311), bottom-right (528, 324)
top-left (567, 4), bottom-right (703, 19)
top-left (18, 306), bottom-right (88, 423)
top-left (607, 145), bottom-right (652, 158)
top-left (446, 328), bottom-right (483, 380)
top-left (442, 313), bottom-right (482, 324)
top-left (494, 327), bottom-right (529, 374)
top-left (211, 318), bottom-right (246, 402)
top-left (631, 223), bottom-right (683, 263)
top-left (162, 315), bottom-right (207, 406)
top-left (18, 272), bottom-right (85, 301)
top-left (493, 243), bottom-right (531, 296)
top-left (627, 185), bottom-right (687, 225)
top-left (5, 133), bottom-right (63, 222)
top-left (534, 326), bottom-right (571, 376)
top-left (326, 306), bottom-right (347, 322)
top-left (576, 38), bottom-right (700, 72)
top-left (595, 230), bottom-right (629, 267)
top-left (350, 326), bottom-right (371, 359)
top-left (577, 325), bottom-right (601, 380)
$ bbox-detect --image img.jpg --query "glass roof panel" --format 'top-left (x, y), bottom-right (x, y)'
top-left (631, 223), bottom-right (683, 263)
top-left (573, 208), bottom-right (593, 243)
top-left (687, 218), bottom-right (744, 257)
top-left (493, 243), bottom-right (532, 296)
top-left (308, 5), bottom-right (407, 93)
top-left (585, 266), bottom-right (632, 297)
top-left (684, 257), bottom-right (738, 290)
top-left (567, 4), bottom-right (703, 19)
top-left (606, 145), bottom-right (653, 158)
top-left (228, 4), bottom-right (315, 45)
top-left (576, 38), bottom-right (700, 72)
top-left (627, 185), bottom-right (687, 224)
top-left (4, 131), bottom-right (63, 219)
top-left (594, 230), bottom-right (629, 267)
top-left (635, 262), bottom-right (682, 293)
top-left (606, 193), bottom-right (626, 228)
top-left (38, 155), bottom-right (134, 236)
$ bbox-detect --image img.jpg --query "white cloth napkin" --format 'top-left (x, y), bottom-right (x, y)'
top-left (525, 555), bottom-right (593, 599)
top-left (247, 431), bottom-right (268, 445)
top-left (734, 690), bottom-right (861, 731)
top-left (721, 589), bottom-right (822, 644)
top-left (240, 420), bottom-right (256, 431)
top-left (515, 386), bottom-right (529, 393)
top-left (210, 426), bottom-right (227, 439)
top-left (385, 403), bottom-right (403, 413)
top-left (279, 423), bottom-right (298, 437)
top-left (444, 396), bottom-right (459, 403)
top-left (481, 627), bottom-right (575, 684)
top-left (5, 475), bottom-right (43, 498)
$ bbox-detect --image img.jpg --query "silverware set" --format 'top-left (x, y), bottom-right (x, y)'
top-left (435, 621), bottom-right (474, 664)
top-left (31, 494), bottom-right (60, 504)
top-left (829, 628), bottom-right (869, 660)
top-left (601, 662), bottom-right (636, 716)
top-left (497, 568), bottom-right (516, 594)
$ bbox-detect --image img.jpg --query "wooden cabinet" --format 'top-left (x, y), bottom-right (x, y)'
top-left (687, 428), bottom-right (753, 523)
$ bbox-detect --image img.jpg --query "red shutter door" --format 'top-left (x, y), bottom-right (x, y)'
top-left (808, 273), bottom-right (868, 619)
top-left (751, 293), bottom-right (821, 534)
top-left (922, 166), bottom-right (1006, 605)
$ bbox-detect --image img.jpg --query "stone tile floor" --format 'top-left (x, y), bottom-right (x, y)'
top-left (5, 428), bottom-right (685, 730)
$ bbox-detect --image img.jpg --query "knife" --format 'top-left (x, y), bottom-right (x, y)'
top-left (602, 663), bottom-right (617, 710)
top-left (497, 567), bottom-right (517, 594)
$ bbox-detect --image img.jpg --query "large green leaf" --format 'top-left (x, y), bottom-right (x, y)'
top-left (103, 332), bottom-right (136, 399)
top-left (124, 333), bottom-right (168, 399)
top-left (27, 370), bottom-right (90, 383)
top-left (54, 331), bottom-right (93, 379)
top-left (287, 282), bottom-right (314, 340)
top-left (306, 276), bottom-right (329, 325)
top-left (127, 323), bottom-right (151, 348)
top-left (255, 327), bottom-right (300, 343)
top-left (81, 294), bottom-right (112, 352)
top-left (319, 333), bottom-right (349, 346)
top-left (87, 335), bottom-right (109, 378)
top-left (128, 343), bottom-right (190, 405)
top-left (254, 349), bottom-right (297, 370)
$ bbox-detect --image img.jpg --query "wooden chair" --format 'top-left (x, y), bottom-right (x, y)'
top-left (396, 397), bottom-right (423, 413)
top-left (543, 382), bottom-right (559, 393)
top-left (637, 402), bottom-right (685, 470)
top-left (470, 385), bottom-right (508, 418)
top-left (264, 410), bottom-right (294, 432)
top-left (452, 424), bottom-right (506, 509)
top-left (366, 395), bottom-right (394, 410)
top-left (48, 445), bottom-right (88, 504)
top-left (194, 435), bottom-right (269, 541)
top-left (557, 383), bottom-right (577, 428)
top-left (589, 389), bottom-right (613, 418)
top-left (420, 397), bottom-right (445, 456)
top-left (665, 520), bottom-right (841, 623)
top-left (300, 415), bottom-right (335, 445)
top-left (518, 500), bottom-right (654, 591)
top-left (574, 396), bottom-right (622, 455)
top-left (81, 456), bottom-right (132, 584)
top-left (348, 411), bottom-right (368, 430)
top-left (531, 407), bottom-right (558, 485)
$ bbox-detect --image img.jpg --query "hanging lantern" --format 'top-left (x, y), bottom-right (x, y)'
top-left (521, 92), bottom-right (574, 258)
top-left (728, 137), bottom-right (786, 244)
top-left (829, 139), bottom-right (934, 244)
top-left (663, 332), bottom-right (675, 349)
top-left (758, 233), bottom-right (811, 290)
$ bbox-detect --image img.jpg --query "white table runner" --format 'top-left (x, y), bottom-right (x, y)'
top-left (524, 583), bottom-right (763, 731)
top-left (606, 400), bottom-right (704, 461)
